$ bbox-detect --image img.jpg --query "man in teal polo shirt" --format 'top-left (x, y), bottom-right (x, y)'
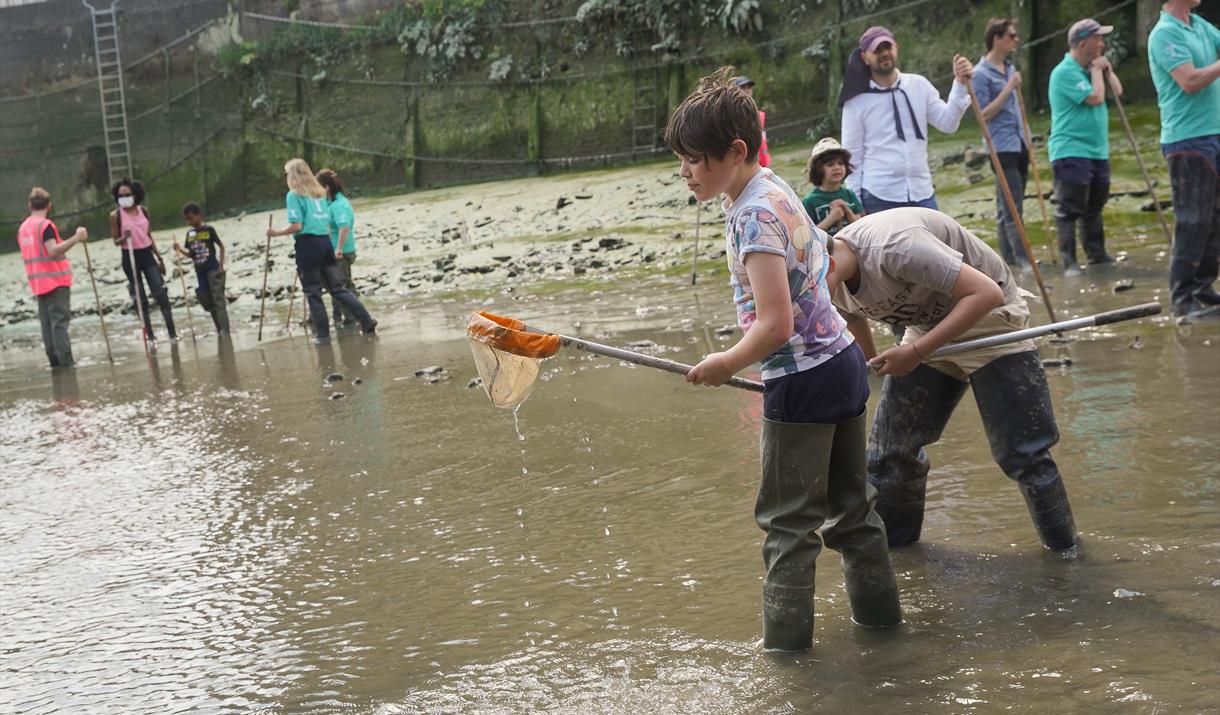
top-left (1149, 0), bottom-right (1220, 322)
top-left (1048, 18), bottom-right (1123, 276)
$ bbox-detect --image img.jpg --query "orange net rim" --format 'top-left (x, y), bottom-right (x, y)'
top-left (466, 311), bottom-right (562, 359)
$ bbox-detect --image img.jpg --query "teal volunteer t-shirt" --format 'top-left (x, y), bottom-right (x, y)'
top-left (1048, 54), bottom-right (1109, 162)
top-left (285, 191), bottom-right (331, 237)
top-left (1148, 11), bottom-right (1220, 145)
top-left (327, 193), bottom-right (357, 254)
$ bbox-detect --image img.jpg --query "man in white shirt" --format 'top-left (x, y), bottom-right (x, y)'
top-left (840, 26), bottom-right (974, 214)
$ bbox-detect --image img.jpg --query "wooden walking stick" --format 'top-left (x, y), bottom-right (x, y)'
top-left (967, 83), bottom-right (1058, 324)
top-left (257, 214), bottom-right (273, 341)
top-left (124, 234), bottom-right (150, 353)
top-left (174, 253), bottom-right (197, 343)
top-left (79, 239), bottom-right (113, 362)
top-left (284, 269), bottom-right (299, 332)
top-left (1105, 69), bottom-right (1174, 247)
top-left (1014, 89), bottom-right (1056, 264)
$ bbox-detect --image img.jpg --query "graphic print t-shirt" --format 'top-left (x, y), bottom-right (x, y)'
top-left (723, 169), bottom-right (853, 381)
top-left (184, 225), bottom-right (220, 271)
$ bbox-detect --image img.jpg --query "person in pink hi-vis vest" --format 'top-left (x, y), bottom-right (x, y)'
top-left (17, 187), bottom-right (88, 368)
top-left (733, 75), bottom-right (771, 167)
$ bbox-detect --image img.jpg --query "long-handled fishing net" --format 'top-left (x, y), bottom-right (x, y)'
top-left (468, 303), bottom-right (1163, 408)
top-left (466, 311), bottom-right (764, 408)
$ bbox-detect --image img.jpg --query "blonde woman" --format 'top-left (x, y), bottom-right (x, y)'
top-left (266, 158), bottom-right (377, 343)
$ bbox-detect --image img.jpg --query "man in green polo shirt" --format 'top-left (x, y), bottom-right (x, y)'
top-left (1148, 0), bottom-right (1220, 322)
top-left (1048, 18), bottom-right (1124, 276)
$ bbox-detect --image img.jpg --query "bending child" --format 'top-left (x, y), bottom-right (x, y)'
top-left (668, 67), bottom-right (902, 652)
top-left (825, 207), bottom-right (1078, 552)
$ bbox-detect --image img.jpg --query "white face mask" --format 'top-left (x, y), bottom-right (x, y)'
top-left (117, 196), bottom-right (135, 208)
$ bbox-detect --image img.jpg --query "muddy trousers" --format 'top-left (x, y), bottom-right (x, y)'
top-left (294, 235), bottom-right (374, 339)
top-left (868, 350), bottom-right (1077, 551)
top-left (993, 150), bottom-right (1030, 268)
top-left (330, 252), bottom-right (358, 325)
top-left (1052, 158), bottom-right (1111, 267)
top-left (37, 286), bottom-right (73, 368)
top-left (121, 247), bottom-right (177, 340)
top-left (193, 268), bottom-right (231, 334)
top-left (757, 412), bottom-right (902, 651)
top-left (1165, 150), bottom-right (1220, 316)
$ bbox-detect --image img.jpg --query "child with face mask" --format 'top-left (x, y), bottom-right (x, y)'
top-left (109, 177), bottom-right (177, 344)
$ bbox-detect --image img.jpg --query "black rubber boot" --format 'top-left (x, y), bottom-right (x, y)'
top-left (1018, 479), bottom-right (1078, 552)
top-left (824, 412), bottom-right (902, 629)
top-left (756, 417), bottom-right (833, 651)
top-left (1054, 179), bottom-right (1089, 274)
top-left (868, 365), bottom-right (969, 547)
top-left (1055, 218), bottom-right (1081, 274)
top-left (970, 351), bottom-right (1078, 551)
top-left (1167, 151), bottom-right (1220, 316)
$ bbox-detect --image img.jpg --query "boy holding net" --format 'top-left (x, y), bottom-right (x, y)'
top-left (668, 67), bottom-right (901, 652)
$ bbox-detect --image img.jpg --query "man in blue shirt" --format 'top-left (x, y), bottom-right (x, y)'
top-left (973, 18), bottom-right (1031, 273)
top-left (1148, 0), bottom-right (1220, 322)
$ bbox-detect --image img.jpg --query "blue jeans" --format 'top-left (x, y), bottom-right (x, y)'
top-left (1163, 135), bottom-right (1220, 314)
top-left (859, 189), bottom-right (938, 215)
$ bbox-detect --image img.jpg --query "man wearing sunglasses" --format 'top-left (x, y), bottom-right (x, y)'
top-left (973, 19), bottom-right (1032, 274)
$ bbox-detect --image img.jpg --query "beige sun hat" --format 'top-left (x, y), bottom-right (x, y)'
top-left (810, 137), bottom-right (852, 163)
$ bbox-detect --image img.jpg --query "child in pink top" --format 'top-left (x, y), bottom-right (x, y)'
top-left (109, 178), bottom-right (177, 342)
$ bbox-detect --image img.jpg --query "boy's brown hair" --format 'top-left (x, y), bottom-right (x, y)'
top-left (984, 18), bottom-right (1016, 51)
top-left (664, 66), bottom-right (761, 162)
top-left (28, 186), bottom-right (51, 211)
top-left (805, 152), bottom-right (852, 187)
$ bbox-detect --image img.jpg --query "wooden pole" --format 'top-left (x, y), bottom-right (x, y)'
top-left (80, 239), bottom-right (114, 362)
top-left (1105, 70), bottom-right (1174, 247)
top-left (1014, 89), bottom-right (1056, 264)
top-left (174, 253), bottom-right (197, 343)
top-left (284, 269), bottom-right (299, 332)
top-left (257, 215), bottom-right (273, 341)
top-left (967, 84), bottom-right (1058, 324)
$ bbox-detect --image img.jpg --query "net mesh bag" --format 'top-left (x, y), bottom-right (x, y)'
top-left (466, 312), bottom-right (562, 409)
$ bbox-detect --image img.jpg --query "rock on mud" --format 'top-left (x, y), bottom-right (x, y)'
top-left (329, 392), bottom-right (346, 400)
top-left (415, 365), bottom-right (446, 376)
top-left (326, 373), bottom-right (344, 382)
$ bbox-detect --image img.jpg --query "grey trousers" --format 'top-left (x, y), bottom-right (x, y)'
top-left (331, 252), bottom-right (358, 323)
top-left (37, 286), bottom-right (73, 368)
top-left (994, 151), bottom-right (1030, 267)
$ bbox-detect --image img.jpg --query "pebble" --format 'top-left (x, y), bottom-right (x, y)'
top-left (325, 373), bottom-right (343, 382)
top-left (415, 365), bottom-right (446, 376)
top-left (1113, 588), bottom-right (1144, 599)
top-left (352, 377), bottom-right (363, 385)
top-left (329, 392), bottom-right (346, 400)
top-left (1113, 279), bottom-right (1135, 293)
top-left (1041, 357), bottom-right (1073, 368)
top-left (467, 377), bottom-right (483, 389)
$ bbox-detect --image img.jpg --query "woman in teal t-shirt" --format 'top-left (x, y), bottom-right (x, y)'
top-left (266, 158), bottom-right (377, 343)
top-left (316, 168), bottom-right (359, 327)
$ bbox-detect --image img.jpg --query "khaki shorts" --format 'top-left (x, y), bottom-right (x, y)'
top-left (901, 298), bottom-right (1037, 381)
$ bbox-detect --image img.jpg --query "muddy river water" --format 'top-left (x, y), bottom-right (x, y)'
top-left (1, 257), bottom-right (1218, 713)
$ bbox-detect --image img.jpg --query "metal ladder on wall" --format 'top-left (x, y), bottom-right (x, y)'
top-left (630, 26), bottom-right (658, 159)
top-left (83, 0), bottom-right (132, 182)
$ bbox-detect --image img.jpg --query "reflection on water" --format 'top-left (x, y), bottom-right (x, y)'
top-left (1, 281), bottom-right (1218, 713)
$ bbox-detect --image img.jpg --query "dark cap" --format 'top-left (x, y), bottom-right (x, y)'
top-left (1068, 18), bottom-right (1113, 46)
top-left (859, 26), bottom-right (897, 53)
top-left (731, 75), bottom-right (756, 88)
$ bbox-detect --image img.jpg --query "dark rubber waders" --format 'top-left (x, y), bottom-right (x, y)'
top-left (757, 413), bottom-right (902, 652)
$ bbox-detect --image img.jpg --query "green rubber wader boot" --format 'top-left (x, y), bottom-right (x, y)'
top-left (757, 417), bottom-right (832, 652)
top-left (825, 412), bottom-right (903, 629)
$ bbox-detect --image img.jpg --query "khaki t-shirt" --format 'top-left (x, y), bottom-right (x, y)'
top-left (832, 207), bottom-right (1034, 378)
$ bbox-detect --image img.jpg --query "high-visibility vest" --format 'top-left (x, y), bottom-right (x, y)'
top-left (18, 215), bottom-right (72, 296)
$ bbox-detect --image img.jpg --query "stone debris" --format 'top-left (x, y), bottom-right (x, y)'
top-left (325, 373), bottom-right (343, 382)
